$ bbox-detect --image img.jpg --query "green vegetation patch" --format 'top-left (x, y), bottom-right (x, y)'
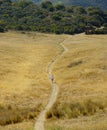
top-left (0, 0), bottom-right (107, 34)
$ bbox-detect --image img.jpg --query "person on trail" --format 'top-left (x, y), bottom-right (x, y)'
top-left (50, 74), bottom-right (54, 83)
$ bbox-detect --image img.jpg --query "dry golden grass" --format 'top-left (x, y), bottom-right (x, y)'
top-left (46, 34), bottom-right (107, 130)
top-left (47, 114), bottom-right (107, 130)
top-left (0, 31), bottom-right (66, 129)
top-left (0, 32), bottom-right (107, 130)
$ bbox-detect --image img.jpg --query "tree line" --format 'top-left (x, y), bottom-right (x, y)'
top-left (0, 0), bottom-right (107, 34)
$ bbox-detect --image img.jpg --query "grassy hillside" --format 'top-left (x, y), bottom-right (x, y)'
top-left (0, 32), bottom-right (107, 130)
top-left (46, 34), bottom-right (107, 130)
top-left (0, 31), bottom-right (65, 130)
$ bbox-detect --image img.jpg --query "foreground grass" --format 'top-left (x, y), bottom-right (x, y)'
top-left (47, 118), bottom-right (107, 130)
top-left (47, 113), bottom-right (107, 130)
top-left (0, 31), bottom-right (66, 129)
top-left (0, 121), bottom-right (34, 130)
top-left (46, 34), bottom-right (107, 129)
top-left (0, 32), bottom-right (107, 130)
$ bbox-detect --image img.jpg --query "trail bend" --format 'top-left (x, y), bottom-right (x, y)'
top-left (34, 37), bottom-right (69, 130)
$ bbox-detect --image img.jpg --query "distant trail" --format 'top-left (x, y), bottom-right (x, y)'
top-left (34, 37), bottom-right (69, 130)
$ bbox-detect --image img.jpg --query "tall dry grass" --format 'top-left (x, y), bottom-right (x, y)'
top-left (46, 34), bottom-right (107, 130)
top-left (0, 31), bottom-right (66, 129)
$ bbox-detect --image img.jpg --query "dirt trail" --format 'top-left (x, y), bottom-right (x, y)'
top-left (34, 38), bottom-right (69, 130)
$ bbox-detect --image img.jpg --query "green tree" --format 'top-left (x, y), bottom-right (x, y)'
top-left (0, 0), bottom-right (11, 4)
top-left (55, 3), bottom-right (65, 11)
top-left (74, 6), bottom-right (86, 14)
top-left (41, 1), bottom-right (54, 11)
top-left (0, 26), bottom-right (4, 32)
top-left (87, 7), bottom-right (104, 16)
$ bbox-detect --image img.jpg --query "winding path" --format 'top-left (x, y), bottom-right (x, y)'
top-left (34, 38), bottom-right (68, 130)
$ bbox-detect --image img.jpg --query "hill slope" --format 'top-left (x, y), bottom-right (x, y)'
top-left (28, 0), bottom-right (107, 10)
top-left (59, 0), bottom-right (107, 10)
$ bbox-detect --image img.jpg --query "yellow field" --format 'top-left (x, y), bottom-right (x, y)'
top-left (0, 31), bottom-right (65, 130)
top-left (46, 34), bottom-right (107, 130)
top-left (0, 32), bottom-right (107, 130)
